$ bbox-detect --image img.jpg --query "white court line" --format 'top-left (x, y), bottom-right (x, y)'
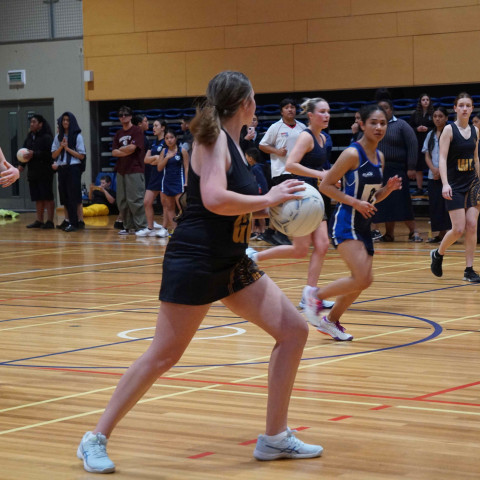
top-left (0, 256), bottom-right (163, 278)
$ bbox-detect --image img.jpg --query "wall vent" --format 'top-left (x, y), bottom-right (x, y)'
top-left (7, 70), bottom-right (26, 87)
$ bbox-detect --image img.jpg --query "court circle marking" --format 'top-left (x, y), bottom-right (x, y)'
top-left (117, 325), bottom-right (246, 341)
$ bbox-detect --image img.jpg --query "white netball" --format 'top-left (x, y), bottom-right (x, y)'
top-left (269, 183), bottom-right (325, 237)
top-left (16, 148), bottom-right (30, 163)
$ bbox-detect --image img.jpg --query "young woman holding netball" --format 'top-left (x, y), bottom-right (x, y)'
top-left (430, 92), bottom-right (480, 282)
top-left (303, 105), bottom-right (402, 340)
top-left (77, 71), bottom-right (323, 474)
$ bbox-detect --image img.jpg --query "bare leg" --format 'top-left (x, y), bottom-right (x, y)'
top-left (45, 200), bottom-right (55, 222)
top-left (94, 302), bottom-right (210, 437)
top-left (415, 171), bottom-right (423, 191)
top-left (317, 240), bottom-right (373, 317)
top-left (222, 275), bottom-right (308, 435)
top-left (144, 189), bottom-right (155, 229)
top-left (35, 201), bottom-right (45, 222)
top-left (405, 219), bottom-right (417, 235)
top-left (385, 221), bottom-right (395, 238)
top-left (438, 209), bottom-right (466, 255)
top-left (306, 222), bottom-right (329, 286)
top-left (464, 206), bottom-right (480, 267)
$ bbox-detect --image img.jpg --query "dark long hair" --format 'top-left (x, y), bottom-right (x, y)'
top-left (427, 106), bottom-right (448, 155)
top-left (413, 93), bottom-right (434, 124)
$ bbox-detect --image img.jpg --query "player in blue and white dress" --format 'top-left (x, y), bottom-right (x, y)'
top-left (303, 105), bottom-right (402, 341)
top-left (157, 128), bottom-right (189, 232)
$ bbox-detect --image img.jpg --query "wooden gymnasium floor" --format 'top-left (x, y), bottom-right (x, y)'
top-left (0, 213), bottom-right (479, 480)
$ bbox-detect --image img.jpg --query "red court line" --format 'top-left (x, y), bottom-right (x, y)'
top-left (188, 452), bottom-right (215, 459)
top-left (329, 415), bottom-right (352, 421)
top-left (412, 380), bottom-right (480, 400)
top-left (25, 366), bottom-right (480, 408)
top-left (0, 278), bottom-right (161, 303)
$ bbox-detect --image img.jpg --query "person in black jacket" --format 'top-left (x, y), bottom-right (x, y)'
top-left (19, 114), bottom-right (55, 229)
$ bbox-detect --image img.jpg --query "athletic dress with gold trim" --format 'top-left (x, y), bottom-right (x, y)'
top-left (160, 130), bottom-right (263, 305)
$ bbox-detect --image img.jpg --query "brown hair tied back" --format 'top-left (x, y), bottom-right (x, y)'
top-left (190, 71), bottom-right (253, 145)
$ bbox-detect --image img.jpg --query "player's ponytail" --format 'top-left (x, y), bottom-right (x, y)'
top-left (190, 71), bottom-right (253, 145)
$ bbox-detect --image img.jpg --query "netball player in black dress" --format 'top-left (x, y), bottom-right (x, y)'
top-left (430, 92), bottom-right (480, 282)
top-left (246, 98), bottom-right (335, 311)
top-left (77, 71), bottom-right (323, 474)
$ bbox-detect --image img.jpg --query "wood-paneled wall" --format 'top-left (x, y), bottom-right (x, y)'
top-left (83, 0), bottom-right (480, 100)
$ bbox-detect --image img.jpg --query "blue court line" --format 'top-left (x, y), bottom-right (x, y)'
top-left (0, 310), bottom-right (442, 369)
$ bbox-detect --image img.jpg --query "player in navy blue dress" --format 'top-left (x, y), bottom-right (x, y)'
top-left (430, 92), bottom-right (480, 282)
top-left (142, 119), bottom-right (168, 237)
top-left (246, 98), bottom-right (336, 311)
top-left (303, 105), bottom-right (402, 341)
top-left (157, 128), bottom-right (189, 233)
top-left (77, 71), bottom-right (323, 474)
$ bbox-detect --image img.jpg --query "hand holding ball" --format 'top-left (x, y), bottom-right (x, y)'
top-left (16, 148), bottom-right (30, 163)
top-left (269, 183), bottom-right (325, 237)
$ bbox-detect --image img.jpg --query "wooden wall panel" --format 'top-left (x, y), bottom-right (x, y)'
top-left (83, 0), bottom-right (135, 36)
top-left (294, 37), bottom-right (414, 91)
top-left (308, 13), bottom-right (396, 43)
top-left (84, 33), bottom-right (148, 58)
top-left (133, 0), bottom-right (237, 31)
top-left (148, 27), bottom-right (225, 54)
top-left (398, 6), bottom-right (480, 36)
top-left (414, 31), bottom-right (480, 86)
top-left (85, 53), bottom-right (186, 100)
top-left (225, 21), bottom-right (307, 49)
top-left (351, 0), bottom-right (476, 15)
top-left (186, 46), bottom-right (294, 97)
top-left (237, 0), bottom-right (351, 24)
top-left (82, 0), bottom-right (480, 100)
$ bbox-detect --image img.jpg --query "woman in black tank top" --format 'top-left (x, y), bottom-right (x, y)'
top-left (246, 98), bottom-right (335, 312)
top-left (76, 71), bottom-right (323, 474)
top-left (430, 92), bottom-right (480, 282)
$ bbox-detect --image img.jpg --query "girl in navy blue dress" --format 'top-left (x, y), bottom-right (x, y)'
top-left (304, 105), bottom-right (402, 341)
top-left (157, 129), bottom-right (189, 233)
top-left (247, 98), bottom-right (335, 311)
top-left (77, 71), bottom-right (323, 474)
top-left (143, 119), bottom-right (168, 237)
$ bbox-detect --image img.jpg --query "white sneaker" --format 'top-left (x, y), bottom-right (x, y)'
top-left (118, 229), bottom-right (135, 235)
top-left (303, 287), bottom-right (324, 327)
top-left (316, 315), bottom-right (353, 341)
top-left (298, 286), bottom-right (334, 310)
top-left (135, 227), bottom-right (154, 237)
top-left (246, 247), bottom-right (258, 262)
top-left (155, 226), bottom-right (169, 237)
top-left (253, 428), bottom-right (323, 461)
top-left (77, 431), bottom-right (115, 473)
top-left (153, 221), bottom-right (163, 229)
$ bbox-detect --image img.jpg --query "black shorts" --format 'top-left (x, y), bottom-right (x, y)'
top-left (447, 178), bottom-right (480, 211)
top-left (159, 254), bottom-right (264, 305)
top-left (29, 177), bottom-right (54, 202)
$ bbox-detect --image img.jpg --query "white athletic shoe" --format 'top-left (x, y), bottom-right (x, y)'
top-left (77, 431), bottom-right (115, 474)
top-left (135, 227), bottom-right (154, 237)
top-left (246, 247), bottom-right (258, 262)
top-left (303, 287), bottom-right (325, 327)
top-left (316, 315), bottom-right (353, 341)
top-left (153, 221), bottom-right (163, 229)
top-left (299, 286), bottom-right (334, 310)
top-left (253, 427), bottom-right (323, 461)
top-left (155, 226), bottom-right (169, 237)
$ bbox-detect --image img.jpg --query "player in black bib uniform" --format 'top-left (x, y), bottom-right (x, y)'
top-left (246, 98), bottom-right (335, 311)
top-left (430, 92), bottom-right (480, 282)
top-left (76, 71), bottom-right (323, 474)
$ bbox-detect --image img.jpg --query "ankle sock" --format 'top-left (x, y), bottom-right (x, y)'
top-left (265, 430), bottom-right (287, 442)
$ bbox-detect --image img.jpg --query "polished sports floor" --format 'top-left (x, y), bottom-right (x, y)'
top-left (0, 213), bottom-right (479, 479)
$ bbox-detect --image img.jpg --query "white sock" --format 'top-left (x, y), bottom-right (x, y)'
top-left (252, 252), bottom-right (259, 262)
top-left (265, 430), bottom-right (288, 442)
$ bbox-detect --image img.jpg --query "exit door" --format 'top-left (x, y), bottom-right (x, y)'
top-left (0, 100), bottom-right (55, 210)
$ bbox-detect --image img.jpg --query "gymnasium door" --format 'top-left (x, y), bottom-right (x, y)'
top-left (0, 100), bottom-right (55, 211)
